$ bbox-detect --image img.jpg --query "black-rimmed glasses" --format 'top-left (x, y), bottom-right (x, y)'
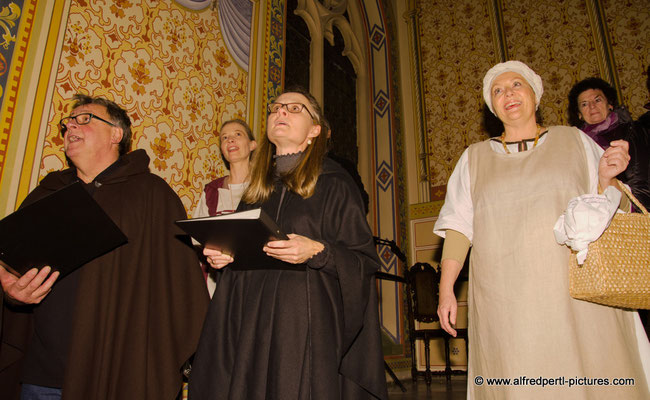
top-left (59, 113), bottom-right (116, 135)
top-left (267, 102), bottom-right (315, 119)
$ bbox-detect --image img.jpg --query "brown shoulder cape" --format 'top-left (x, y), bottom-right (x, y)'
top-left (0, 149), bottom-right (209, 399)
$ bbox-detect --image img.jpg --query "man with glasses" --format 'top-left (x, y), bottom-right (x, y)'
top-left (0, 94), bottom-right (208, 400)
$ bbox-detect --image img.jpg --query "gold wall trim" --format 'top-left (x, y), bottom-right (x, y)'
top-left (259, 0), bottom-right (284, 137)
top-left (0, 0), bottom-right (36, 188)
top-left (0, 1), bottom-right (70, 215)
top-left (585, 0), bottom-right (621, 98)
top-left (409, 200), bottom-right (444, 220)
top-left (247, 0), bottom-right (264, 137)
top-left (16, 1), bottom-right (69, 209)
top-left (488, 0), bottom-right (508, 62)
top-left (404, 3), bottom-right (430, 203)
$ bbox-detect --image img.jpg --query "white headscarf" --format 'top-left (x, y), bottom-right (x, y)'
top-left (483, 60), bottom-right (544, 115)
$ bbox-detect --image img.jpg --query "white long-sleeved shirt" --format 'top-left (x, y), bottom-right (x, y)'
top-left (433, 130), bottom-right (604, 242)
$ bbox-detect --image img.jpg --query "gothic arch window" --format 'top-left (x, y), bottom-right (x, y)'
top-left (323, 26), bottom-right (357, 166)
top-left (284, 0), bottom-right (371, 207)
top-left (285, 0), bottom-right (310, 89)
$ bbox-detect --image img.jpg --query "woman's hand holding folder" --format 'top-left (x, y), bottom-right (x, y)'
top-left (203, 232), bottom-right (324, 269)
top-left (203, 248), bottom-right (234, 269)
top-left (263, 234), bottom-right (324, 264)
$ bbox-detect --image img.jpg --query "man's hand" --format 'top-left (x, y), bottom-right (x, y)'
top-left (0, 265), bottom-right (59, 304)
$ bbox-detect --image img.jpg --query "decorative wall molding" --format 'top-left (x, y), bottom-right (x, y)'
top-left (585, 0), bottom-right (619, 100)
top-left (403, 3), bottom-right (429, 204)
top-left (0, 0), bottom-right (69, 216)
top-left (488, 0), bottom-right (508, 62)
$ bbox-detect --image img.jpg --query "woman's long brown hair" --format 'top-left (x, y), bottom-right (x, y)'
top-left (242, 87), bottom-right (328, 204)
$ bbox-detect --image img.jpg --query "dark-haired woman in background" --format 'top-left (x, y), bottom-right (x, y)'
top-left (568, 77), bottom-right (650, 209)
top-left (189, 88), bottom-right (388, 399)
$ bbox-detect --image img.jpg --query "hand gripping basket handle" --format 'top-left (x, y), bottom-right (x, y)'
top-left (616, 179), bottom-right (648, 215)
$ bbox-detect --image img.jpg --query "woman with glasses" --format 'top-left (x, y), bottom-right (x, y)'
top-left (189, 87), bottom-right (388, 400)
top-left (192, 119), bottom-right (256, 296)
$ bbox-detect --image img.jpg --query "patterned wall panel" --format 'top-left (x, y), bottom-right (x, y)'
top-left (502, 0), bottom-right (601, 125)
top-left (362, 0), bottom-right (403, 345)
top-left (0, 0), bottom-right (28, 186)
top-left (38, 1), bottom-right (248, 213)
top-left (602, 0), bottom-right (650, 119)
top-left (0, 1), bottom-right (23, 106)
top-left (266, 0), bottom-right (283, 105)
top-left (419, 0), bottom-right (648, 196)
top-left (417, 0), bottom-right (496, 189)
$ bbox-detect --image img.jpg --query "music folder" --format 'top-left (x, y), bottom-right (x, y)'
top-left (175, 208), bottom-right (301, 271)
top-left (0, 182), bottom-right (128, 278)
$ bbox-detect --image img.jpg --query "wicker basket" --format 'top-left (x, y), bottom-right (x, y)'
top-left (569, 181), bottom-right (650, 309)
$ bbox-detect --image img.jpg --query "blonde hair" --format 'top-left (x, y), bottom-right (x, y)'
top-left (243, 87), bottom-right (328, 204)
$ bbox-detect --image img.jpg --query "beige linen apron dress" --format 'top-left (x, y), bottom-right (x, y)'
top-left (466, 126), bottom-right (648, 399)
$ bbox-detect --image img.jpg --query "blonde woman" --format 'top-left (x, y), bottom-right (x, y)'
top-left (189, 88), bottom-right (388, 400)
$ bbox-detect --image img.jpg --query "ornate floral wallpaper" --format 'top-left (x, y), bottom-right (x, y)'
top-left (419, 0), bottom-right (649, 193)
top-left (418, 0), bottom-right (496, 191)
top-left (501, 0), bottom-right (600, 126)
top-left (603, 0), bottom-right (650, 119)
top-left (39, 0), bottom-right (248, 213)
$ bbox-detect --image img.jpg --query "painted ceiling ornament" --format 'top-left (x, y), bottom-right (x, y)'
top-left (0, 2), bottom-right (21, 50)
top-left (173, 0), bottom-right (213, 11)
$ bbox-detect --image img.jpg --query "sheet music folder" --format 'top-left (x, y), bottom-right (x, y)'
top-left (175, 208), bottom-right (301, 271)
top-left (0, 182), bottom-right (128, 277)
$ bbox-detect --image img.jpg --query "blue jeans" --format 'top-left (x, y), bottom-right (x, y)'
top-left (20, 384), bottom-right (62, 400)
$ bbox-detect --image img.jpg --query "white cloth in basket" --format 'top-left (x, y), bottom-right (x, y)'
top-left (553, 185), bottom-right (622, 264)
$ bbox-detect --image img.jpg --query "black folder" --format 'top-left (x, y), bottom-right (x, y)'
top-left (176, 208), bottom-right (301, 271)
top-left (0, 182), bottom-right (128, 277)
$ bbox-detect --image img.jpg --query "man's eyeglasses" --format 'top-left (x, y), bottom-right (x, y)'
top-left (267, 102), bottom-right (315, 119)
top-left (59, 113), bottom-right (116, 135)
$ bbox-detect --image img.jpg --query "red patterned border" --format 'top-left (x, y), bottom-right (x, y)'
top-left (0, 0), bottom-right (37, 185)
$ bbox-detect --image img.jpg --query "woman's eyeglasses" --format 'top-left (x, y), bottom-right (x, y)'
top-left (59, 113), bottom-right (116, 135)
top-left (267, 103), bottom-right (315, 119)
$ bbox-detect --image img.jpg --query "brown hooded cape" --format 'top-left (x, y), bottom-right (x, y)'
top-left (0, 149), bottom-right (209, 399)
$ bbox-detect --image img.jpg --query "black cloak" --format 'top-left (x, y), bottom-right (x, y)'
top-left (189, 158), bottom-right (388, 399)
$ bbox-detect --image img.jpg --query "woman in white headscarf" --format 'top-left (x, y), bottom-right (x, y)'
top-left (434, 61), bottom-right (649, 399)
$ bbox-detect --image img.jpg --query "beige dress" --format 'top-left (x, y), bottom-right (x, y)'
top-left (466, 126), bottom-right (648, 399)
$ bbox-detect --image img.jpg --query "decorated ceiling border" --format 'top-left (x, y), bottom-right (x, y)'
top-left (0, 0), bottom-right (33, 190)
top-left (0, 0), bottom-right (64, 216)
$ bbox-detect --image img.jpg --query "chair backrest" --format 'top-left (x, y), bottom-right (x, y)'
top-left (405, 262), bottom-right (440, 324)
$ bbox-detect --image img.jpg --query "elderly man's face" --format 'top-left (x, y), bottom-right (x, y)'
top-left (63, 103), bottom-right (122, 163)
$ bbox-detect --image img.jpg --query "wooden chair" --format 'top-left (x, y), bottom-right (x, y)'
top-left (405, 262), bottom-right (468, 384)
